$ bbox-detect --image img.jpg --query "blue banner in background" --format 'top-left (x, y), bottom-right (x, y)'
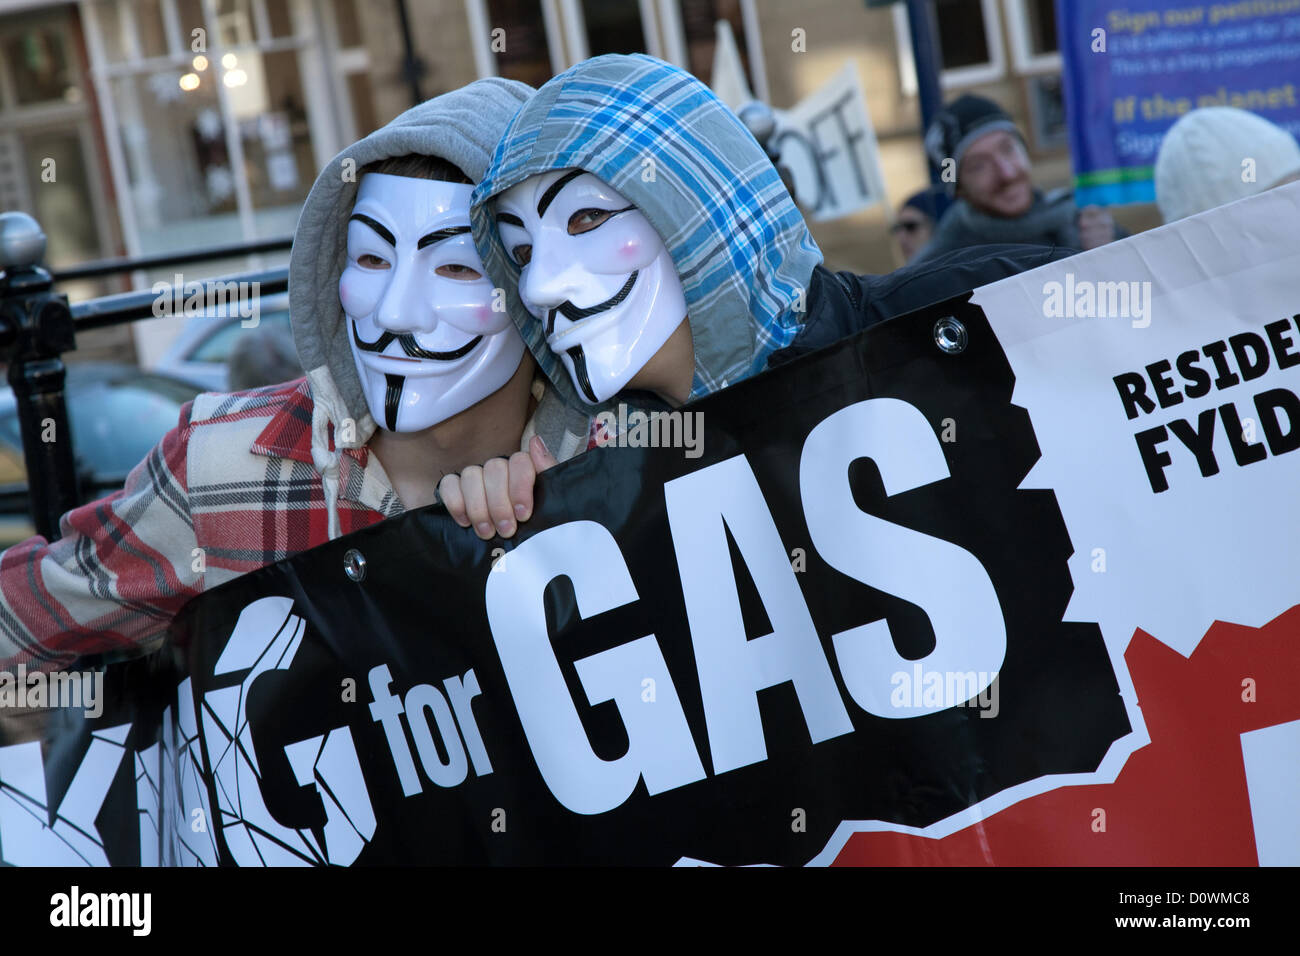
top-left (1058, 0), bottom-right (1300, 206)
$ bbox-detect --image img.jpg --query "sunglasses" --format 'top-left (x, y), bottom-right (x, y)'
top-left (890, 220), bottom-right (927, 235)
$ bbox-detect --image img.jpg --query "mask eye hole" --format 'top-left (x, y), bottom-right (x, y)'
top-left (435, 263), bottom-right (483, 280)
top-left (358, 253), bottom-right (390, 269)
top-left (568, 207), bottom-right (623, 235)
top-left (512, 244), bottom-right (533, 266)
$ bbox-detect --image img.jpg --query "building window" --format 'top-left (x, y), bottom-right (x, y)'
top-left (80, 0), bottom-right (355, 260)
top-left (469, 0), bottom-right (668, 80)
top-left (1022, 73), bottom-right (1068, 151)
top-left (893, 0), bottom-right (1007, 93)
top-left (485, 0), bottom-right (556, 87)
top-left (664, 0), bottom-right (766, 100)
top-left (0, 5), bottom-right (113, 285)
top-left (1004, 0), bottom-right (1061, 73)
top-left (3, 22), bottom-right (79, 105)
top-left (467, 0), bottom-right (768, 102)
top-left (555, 0), bottom-right (662, 62)
top-left (678, 1), bottom-right (748, 86)
top-left (935, 0), bottom-right (990, 69)
top-left (579, 0), bottom-right (648, 56)
top-left (1024, 0), bottom-right (1057, 53)
top-left (324, 0), bottom-right (375, 142)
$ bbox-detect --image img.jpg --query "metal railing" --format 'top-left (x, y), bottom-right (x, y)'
top-left (0, 211), bottom-right (291, 541)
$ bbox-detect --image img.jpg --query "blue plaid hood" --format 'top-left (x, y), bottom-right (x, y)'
top-left (470, 54), bottom-right (822, 405)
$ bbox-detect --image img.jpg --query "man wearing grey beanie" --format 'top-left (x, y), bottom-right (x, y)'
top-left (913, 94), bottom-right (1122, 262)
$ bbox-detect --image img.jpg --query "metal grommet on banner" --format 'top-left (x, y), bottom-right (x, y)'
top-left (343, 548), bottom-right (367, 582)
top-left (933, 316), bottom-right (968, 354)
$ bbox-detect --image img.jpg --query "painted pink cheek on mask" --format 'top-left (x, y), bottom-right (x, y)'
top-left (339, 277), bottom-right (369, 316)
top-left (476, 304), bottom-right (493, 324)
top-left (619, 238), bottom-right (642, 259)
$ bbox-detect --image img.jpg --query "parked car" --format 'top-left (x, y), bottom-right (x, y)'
top-left (0, 363), bottom-right (202, 548)
top-left (153, 292), bottom-right (293, 391)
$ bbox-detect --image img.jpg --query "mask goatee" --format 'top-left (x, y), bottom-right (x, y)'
top-left (384, 373), bottom-right (404, 431)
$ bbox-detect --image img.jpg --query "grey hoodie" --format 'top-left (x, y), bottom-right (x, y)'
top-left (288, 79), bottom-right (591, 538)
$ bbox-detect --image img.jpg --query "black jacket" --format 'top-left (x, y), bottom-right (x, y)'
top-left (768, 243), bottom-right (1078, 368)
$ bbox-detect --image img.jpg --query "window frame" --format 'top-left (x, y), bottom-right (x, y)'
top-left (1002, 0), bottom-right (1061, 74)
top-left (892, 0), bottom-right (1008, 95)
top-left (0, 5), bottom-right (115, 264)
top-left (465, 0), bottom-right (770, 103)
top-left (465, 0), bottom-right (567, 80)
top-left (658, 0), bottom-right (768, 103)
top-left (560, 0), bottom-right (662, 62)
top-left (78, 0), bottom-right (351, 265)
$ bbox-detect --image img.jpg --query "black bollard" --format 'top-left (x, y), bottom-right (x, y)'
top-left (0, 212), bottom-right (80, 542)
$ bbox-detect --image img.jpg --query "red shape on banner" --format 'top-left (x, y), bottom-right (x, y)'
top-left (831, 604), bottom-right (1300, 865)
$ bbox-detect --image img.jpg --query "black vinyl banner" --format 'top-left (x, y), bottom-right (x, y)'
top-left (0, 299), bottom-right (1133, 866)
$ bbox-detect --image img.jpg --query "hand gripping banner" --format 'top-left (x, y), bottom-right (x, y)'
top-left (2, 186), bottom-right (1298, 866)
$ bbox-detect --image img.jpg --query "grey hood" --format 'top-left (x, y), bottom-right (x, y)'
top-left (289, 78), bottom-right (534, 450)
top-left (287, 78), bottom-right (593, 540)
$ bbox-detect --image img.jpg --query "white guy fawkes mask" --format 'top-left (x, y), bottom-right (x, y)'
top-left (340, 172), bottom-right (525, 431)
top-left (494, 169), bottom-right (687, 405)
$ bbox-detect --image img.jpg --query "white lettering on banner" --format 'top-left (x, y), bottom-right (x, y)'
top-left (282, 727), bottom-right (376, 864)
top-left (367, 665), bottom-right (494, 791)
top-left (970, 182), bottom-right (1300, 657)
top-left (0, 394), bottom-right (1017, 852)
top-left (481, 399), bottom-right (1007, 812)
top-left (0, 724), bottom-right (130, 866)
top-left (484, 521), bottom-right (706, 815)
top-left (205, 597), bottom-right (375, 866)
top-left (370, 664), bottom-right (421, 795)
top-left (445, 670), bottom-right (494, 776)
top-left (664, 456), bottom-right (855, 774)
top-left (135, 741), bottom-right (161, 866)
top-left (170, 680), bottom-right (219, 866)
top-left (405, 686), bottom-right (467, 790)
top-left (405, 684), bottom-right (468, 788)
top-left (0, 693), bottom-right (216, 867)
top-left (799, 399), bottom-right (1006, 717)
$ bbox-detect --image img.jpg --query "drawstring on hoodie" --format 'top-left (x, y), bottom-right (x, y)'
top-left (307, 366), bottom-right (350, 541)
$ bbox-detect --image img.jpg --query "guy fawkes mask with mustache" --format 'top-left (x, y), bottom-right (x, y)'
top-left (341, 172), bottom-right (525, 431)
top-left (494, 169), bottom-right (688, 405)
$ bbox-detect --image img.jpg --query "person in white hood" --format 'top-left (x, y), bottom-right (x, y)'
top-left (1154, 106), bottom-right (1300, 223)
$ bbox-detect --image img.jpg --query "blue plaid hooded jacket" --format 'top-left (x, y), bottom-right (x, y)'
top-left (470, 54), bottom-right (824, 406)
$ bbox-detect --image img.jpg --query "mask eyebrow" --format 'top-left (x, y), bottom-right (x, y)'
top-left (348, 213), bottom-right (395, 246)
top-left (416, 225), bottom-right (471, 249)
top-left (496, 212), bottom-right (524, 227)
top-left (537, 169), bottom-right (585, 218)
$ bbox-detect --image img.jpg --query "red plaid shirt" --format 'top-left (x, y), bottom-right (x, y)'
top-left (0, 378), bottom-right (401, 671)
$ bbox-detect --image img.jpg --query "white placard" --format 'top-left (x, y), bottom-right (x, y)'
top-left (971, 182), bottom-right (1300, 659)
top-left (770, 64), bottom-right (887, 222)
